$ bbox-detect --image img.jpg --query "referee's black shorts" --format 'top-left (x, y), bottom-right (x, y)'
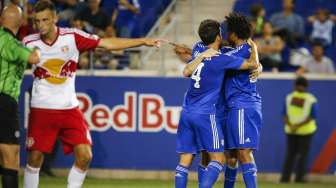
top-left (0, 93), bottom-right (20, 145)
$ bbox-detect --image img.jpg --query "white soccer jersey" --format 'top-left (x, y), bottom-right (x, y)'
top-left (23, 27), bottom-right (100, 109)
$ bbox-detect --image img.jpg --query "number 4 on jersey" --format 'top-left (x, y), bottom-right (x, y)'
top-left (191, 63), bottom-right (204, 88)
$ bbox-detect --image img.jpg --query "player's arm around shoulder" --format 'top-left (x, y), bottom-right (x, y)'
top-left (173, 43), bottom-right (193, 63)
top-left (182, 48), bottom-right (219, 77)
top-left (239, 39), bottom-right (259, 70)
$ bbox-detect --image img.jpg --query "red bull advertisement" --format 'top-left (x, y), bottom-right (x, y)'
top-left (18, 75), bottom-right (336, 173)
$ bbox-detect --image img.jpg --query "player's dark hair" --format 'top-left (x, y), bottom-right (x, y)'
top-left (225, 12), bottom-right (252, 40)
top-left (33, 0), bottom-right (56, 13)
top-left (198, 19), bottom-right (220, 45)
top-left (295, 76), bottom-right (308, 88)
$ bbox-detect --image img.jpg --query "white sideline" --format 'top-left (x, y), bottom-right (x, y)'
top-left (18, 168), bottom-right (336, 183)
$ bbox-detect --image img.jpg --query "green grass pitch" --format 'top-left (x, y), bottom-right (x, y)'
top-left (27, 177), bottom-right (335, 188)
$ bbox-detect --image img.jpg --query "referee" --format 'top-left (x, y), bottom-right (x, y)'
top-left (280, 77), bottom-right (318, 183)
top-left (0, 4), bottom-right (40, 188)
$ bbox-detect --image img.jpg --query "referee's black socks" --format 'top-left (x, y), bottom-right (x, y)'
top-left (1, 168), bottom-right (18, 188)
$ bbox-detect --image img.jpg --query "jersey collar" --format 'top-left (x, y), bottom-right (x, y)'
top-left (2, 27), bottom-right (16, 38)
top-left (41, 27), bottom-right (60, 46)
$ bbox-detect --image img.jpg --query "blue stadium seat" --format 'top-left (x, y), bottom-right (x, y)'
top-left (99, 0), bottom-right (172, 37)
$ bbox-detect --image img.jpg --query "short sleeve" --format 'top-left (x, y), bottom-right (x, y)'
top-left (213, 54), bottom-right (244, 70)
top-left (3, 39), bottom-right (32, 64)
top-left (191, 42), bottom-right (207, 59)
top-left (73, 29), bottom-right (100, 52)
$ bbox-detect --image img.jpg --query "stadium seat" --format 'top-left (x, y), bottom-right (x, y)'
top-left (100, 0), bottom-right (172, 37)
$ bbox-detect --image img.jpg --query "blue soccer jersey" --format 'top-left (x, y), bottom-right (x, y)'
top-left (191, 42), bottom-right (261, 112)
top-left (182, 47), bottom-right (244, 114)
top-left (223, 44), bottom-right (261, 109)
top-left (177, 45), bottom-right (244, 154)
top-left (191, 41), bottom-right (263, 150)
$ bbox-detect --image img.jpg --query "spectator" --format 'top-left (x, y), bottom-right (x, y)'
top-left (17, 0), bottom-right (36, 40)
top-left (270, 0), bottom-right (305, 48)
top-left (57, 0), bottom-right (79, 26)
top-left (95, 25), bottom-right (123, 69)
top-left (75, 0), bottom-right (111, 35)
top-left (308, 9), bottom-right (336, 47)
top-left (297, 43), bottom-right (335, 74)
top-left (255, 22), bottom-right (285, 72)
top-left (280, 77), bottom-right (318, 183)
top-left (250, 3), bottom-right (266, 37)
top-left (113, 0), bottom-right (140, 37)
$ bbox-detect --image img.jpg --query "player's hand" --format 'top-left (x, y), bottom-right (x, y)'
top-left (142, 38), bottom-right (164, 48)
top-left (247, 38), bottom-right (257, 50)
top-left (174, 44), bottom-right (191, 54)
top-left (249, 64), bottom-right (262, 80)
top-left (200, 49), bottom-right (220, 59)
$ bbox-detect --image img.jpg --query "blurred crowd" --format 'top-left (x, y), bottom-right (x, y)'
top-left (2, 0), bottom-right (335, 74)
top-left (248, 0), bottom-right (335, 74)
top-left (4, 0), bottom-right (144, 70)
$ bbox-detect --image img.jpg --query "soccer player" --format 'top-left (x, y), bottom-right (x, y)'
top-left (22, 1), bottom-right (161, 188)
top-left (0, 4), bottom-right (40, 188)
top-left (175, 19), bottom-right (259, 188)
top-left (177, 13), bottom-right (262, 188)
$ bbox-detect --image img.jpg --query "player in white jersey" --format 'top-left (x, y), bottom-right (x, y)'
top-left (22, 1), bottom-right (162, 188)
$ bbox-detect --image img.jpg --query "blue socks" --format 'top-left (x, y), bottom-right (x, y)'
top-left (175, 165), bottom-right (189, 188)
top-left (241, 163), bottom-right (258, 188)
top-left (224, 165), bottom-right (238, 188)
top-left (200, 161), bottom-right (223, 188)
top-left (198, 165), bottom-right (206, 185)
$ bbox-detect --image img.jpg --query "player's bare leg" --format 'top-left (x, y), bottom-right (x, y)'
top-left (67, 144), bottom-right (92, 188)
top-left (0, 144), bottom-right (19, 188)
top-left (175, 153), bottom-right (194, 188)
top-left (200, 151), bottom-right (210, 167)
top-left (199, 152), bottom-right (225, 188)
top-left (224, 150), bottom-right (239, 188)
top-left (24, 150), bottom-right (44, 188)
top-left (238, 149), bottom-right (257, 188)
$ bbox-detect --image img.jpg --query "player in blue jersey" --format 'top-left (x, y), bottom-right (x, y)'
top-left (221, 13), bottom-right (262, 188)
top-left (174, 13), bottom-right (262, 188)
top-left (175, 19), bottom-right (259, 188)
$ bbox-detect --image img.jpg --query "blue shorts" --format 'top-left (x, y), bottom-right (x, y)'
top-left (224, 106), bottom-right (262, 150)
top-left (176, 110), bottom-right (224, 154)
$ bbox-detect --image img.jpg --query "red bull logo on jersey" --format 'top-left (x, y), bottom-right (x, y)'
top-left (77, 92), bottom-right (180, 133)
top-left (33, 58), bottom-right (77, 84)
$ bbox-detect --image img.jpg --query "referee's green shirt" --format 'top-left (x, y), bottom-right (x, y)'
top-left (0, 27), bottom-right (32, 101)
